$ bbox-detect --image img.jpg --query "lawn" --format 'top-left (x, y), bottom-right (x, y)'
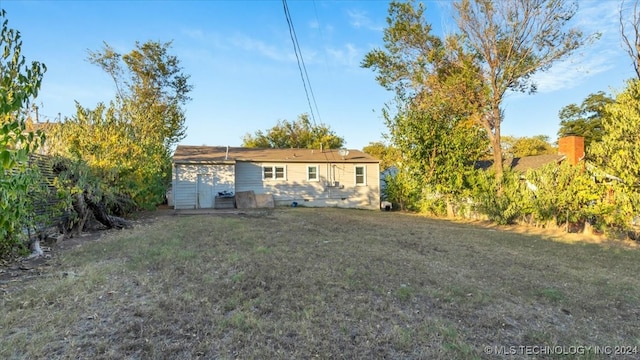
top-left (1, 208), bottom-right (639, 359)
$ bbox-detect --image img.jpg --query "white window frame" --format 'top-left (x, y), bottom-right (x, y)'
top-left (263, 166), bottom-right (273, 180)
top-left (355, 165), bottom-right (366, 186)
top-left (263, 165), bottom-right (287, 181)
top-left (307, 165), bottom-right (319, 181)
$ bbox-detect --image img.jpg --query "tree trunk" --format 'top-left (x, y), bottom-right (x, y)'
top-left (85, 195), bottom-right (132, 229)
top-left (58, 192), bottom-right (91, 237)
top-left (491, 105), bottom-right (504, 182)
top-left (446, 200), bottom-right (455, 218)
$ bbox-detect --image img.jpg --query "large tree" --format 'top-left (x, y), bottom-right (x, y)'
top-left (49, 41), bottom-right (192, 209)
top-left (88, 41), bottom-right (191, 150)
top-left (454, 0), bottom-right (586, 179)
top-left (502, 135), bottom-right (555, 157)
top-left (557, 91), bottom-right (614, 148)
top-left (362, 141), bottom-right (400, 171)
top-left (363, 1), bottom-right (489, 214)
top-left (242, 113), bottom-right (344, 149)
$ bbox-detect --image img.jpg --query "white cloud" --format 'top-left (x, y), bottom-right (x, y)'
top-left (229, 34), bottom-right (291, 62)
top-left (346, 9), bottom-right (383, 32)
top-left (525, 1), bottom-right (625, 93)
top-left (531, 50), bottom-right (616, 93)
top-left (182, 28), bottom-right (205, 40)
top-left (326, 43), bottom-right (361, 68)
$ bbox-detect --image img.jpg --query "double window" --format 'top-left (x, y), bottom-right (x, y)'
top-left (263, 165), bottom-right (286, 180)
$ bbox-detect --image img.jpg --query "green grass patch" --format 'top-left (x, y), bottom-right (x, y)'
top-left (537, 287), bottom-right (565, 302)
top-left (395, 284), bottom-right (415, 302)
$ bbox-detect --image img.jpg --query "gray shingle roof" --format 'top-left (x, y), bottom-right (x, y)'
top-left (474, 154), bottom-right (565, 172)
top-left (173, 146), bottom-right (379, 164)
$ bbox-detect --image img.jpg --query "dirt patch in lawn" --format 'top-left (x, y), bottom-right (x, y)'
top-left (2, 208), bottom-right (640, 359)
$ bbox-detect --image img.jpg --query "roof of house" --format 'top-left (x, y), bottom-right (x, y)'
top-left (173, 146), bottom-right (379, 164)
top-left (29, 121), bottom-right (57, 131)
top-left (474, 154), bottom-right (565, 172)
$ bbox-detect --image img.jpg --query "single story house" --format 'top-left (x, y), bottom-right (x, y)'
top-left (171, 146), bottom-right (381, 210)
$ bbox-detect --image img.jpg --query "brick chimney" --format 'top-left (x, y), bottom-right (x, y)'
top-left (558, 136), bottom-right (585, 166)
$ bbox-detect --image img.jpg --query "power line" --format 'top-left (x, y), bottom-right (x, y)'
top-left (282, 0), bottom-right (322, 126)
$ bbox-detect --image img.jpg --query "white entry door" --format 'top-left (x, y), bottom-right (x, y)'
top-left (196, 174), bottom-right (214, 208)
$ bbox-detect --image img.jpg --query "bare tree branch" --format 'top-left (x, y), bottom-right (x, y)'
top-left (620, 0), bottom-right (640, 79)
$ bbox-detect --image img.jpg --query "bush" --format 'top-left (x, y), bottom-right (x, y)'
top-left (382, 171), bottom-right (421, 211)
top-left (470, 169), bottom-right (525, 225)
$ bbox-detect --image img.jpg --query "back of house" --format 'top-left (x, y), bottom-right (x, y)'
top-left (171, 146), bottom-right (380, 210)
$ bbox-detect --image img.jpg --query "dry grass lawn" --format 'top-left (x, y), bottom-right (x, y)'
top-left (1, 207), bottom-right (640, 359)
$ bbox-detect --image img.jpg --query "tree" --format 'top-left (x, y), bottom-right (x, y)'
top-left (90, 41), bottom-right (191, 208)
top-left (557, 91), bottom-right (614, 148)
top-left (590, 79), bottom-right (640, 187)
top-left (0, 9), bottom-right (47, 256)
top-left (362, 1), bottom-right (489, 215)
top-left (89, 41), bottom-right (191, 149)
top-left (242, 114), bottom-right (344, 149)
top-left (362, 141), bottom-right (400, 171)
top-left (49, 41), bottom-right (192, 209)
top-left (387, 102), bottom-right (488, 216)
top-left (620, 0), bottom-right (640, 79)
top-left (454, 0), bottom-right (586, 179)
top-left (502, 135), bottom-right (556, 157)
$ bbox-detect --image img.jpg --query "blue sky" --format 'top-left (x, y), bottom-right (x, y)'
top-left (2, 0), bottom-right (635, 150)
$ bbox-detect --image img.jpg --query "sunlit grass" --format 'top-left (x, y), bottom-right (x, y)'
top-left (1, 208), bottom-right (639, 359)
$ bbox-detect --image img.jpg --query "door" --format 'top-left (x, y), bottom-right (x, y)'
top-left (196, 174), bottom-right (214, 208)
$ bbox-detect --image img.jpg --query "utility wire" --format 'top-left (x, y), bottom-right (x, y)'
top-left (282, 0), bottom-right (322, 126)
top-left (312, 0), bottom-right (331, 75)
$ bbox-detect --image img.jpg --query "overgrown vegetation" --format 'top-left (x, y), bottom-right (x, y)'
top-left (2, 209), bottom-right (639, 359)
top-left (370, 0), bottom-right (639, 237)
top-left (0, 9), bottom-right (47, 256)
top-left (47, 41), bottom-right (192, 210)
top-left (0, 9), bottom-right (192, 257)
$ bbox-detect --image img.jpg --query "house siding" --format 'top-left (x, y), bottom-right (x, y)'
top-left (235, 161), bottom-right (380, 209)
top-left (173, 163), bottom-right (235, 209)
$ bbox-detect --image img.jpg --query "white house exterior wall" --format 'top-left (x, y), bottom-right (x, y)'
top-left (173, 164), bottom-right (235, 209)
top-left (234, 161), bottom-right (380, 210)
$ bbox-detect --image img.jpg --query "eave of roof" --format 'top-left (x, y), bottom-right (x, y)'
top-left (172, 146), bottom-right (379, 164)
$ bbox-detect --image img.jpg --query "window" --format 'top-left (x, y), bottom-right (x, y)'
top-left (307, 165), bottom-right (319, 181)
top-left (355, 166), bottom-right (366, 186)
top-left (263, 166), bottom-right (273, 179)
top-left (263, 165), bottom-right (286, 180)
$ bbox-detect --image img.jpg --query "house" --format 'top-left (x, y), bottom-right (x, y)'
top-left (171, 146), bottom-right (381, 210)
top-left (474, 135), bottom-right (585, 172)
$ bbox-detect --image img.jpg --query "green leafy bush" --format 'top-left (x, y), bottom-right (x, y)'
top-left (470, 169), bottom-right (525, 225)
top-left (0, 9), bottom-right (47, 257)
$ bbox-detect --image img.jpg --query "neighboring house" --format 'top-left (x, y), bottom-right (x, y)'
top-left (171, 146), bottom-right (381, 210)
top-left (474, 135), bottom-right (585, 172)
top-left (26, 120), bottom-right (58, 155)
